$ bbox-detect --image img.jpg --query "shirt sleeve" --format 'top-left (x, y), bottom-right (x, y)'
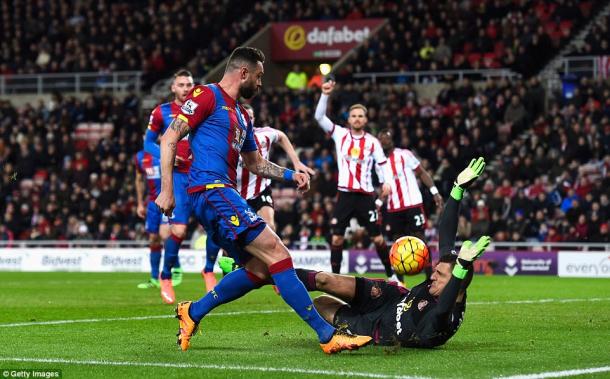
top-left (405, 149), bottom-right (421, 170)
top-left (240, 106), bottom-right (258, 153)
top-left (147, 107), bottom-right (163, 133)
top-left (143, 129), bottom-right (161, 158)
top-left (268, 127), bottom-right (280, 144)
top-left (372, 138), bottom-right (393, 184)
top-left (314, 94), bottom-right (336, 134)
top-left (176, 85), bottom-right (215, 129)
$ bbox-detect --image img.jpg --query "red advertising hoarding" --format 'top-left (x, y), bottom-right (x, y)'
top-left (271, 19), bottom-right (385, 61)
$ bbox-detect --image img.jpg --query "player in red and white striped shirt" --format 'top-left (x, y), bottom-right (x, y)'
top-left (376, 128), bottom-right (443, 279)
top-left (315, 80), bottom-right (397, 279)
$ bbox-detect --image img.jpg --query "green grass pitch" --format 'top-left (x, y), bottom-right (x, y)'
top-left (0, 272), bottom-right (609, 378)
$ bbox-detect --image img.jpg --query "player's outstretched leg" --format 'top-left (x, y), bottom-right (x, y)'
top-left (178, 266), bottom-right (266, 350)
top-left (247, 228), bottom-right (372, 354)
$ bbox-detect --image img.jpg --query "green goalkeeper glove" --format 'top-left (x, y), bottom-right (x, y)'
top-left (450, 157), bottom-right (486, 201)
top-left (453, 236), bottom-right (491, 279)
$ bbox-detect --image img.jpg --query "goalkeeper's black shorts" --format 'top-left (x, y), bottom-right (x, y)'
top-left (333, 277), bottom-right (408, 344)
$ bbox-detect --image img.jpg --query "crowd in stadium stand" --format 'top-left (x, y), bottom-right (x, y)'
top-left (573, 14), bottom-right (609, 56)
top-left (3, 0), bottom-right (601, 87)
top-left (341, 0), bottom-right (601, 80)
top-left (0, 0), bottom-right (253, 86)
top-left (1, 75), bottom-right (608, 246)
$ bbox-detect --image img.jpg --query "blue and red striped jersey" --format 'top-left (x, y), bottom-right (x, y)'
top-left (147, 101), bottom-right (192, 173)
top-left (134, 150), bottom-right (161, 201)
top-left (175, 84), bottom-right (257, 193)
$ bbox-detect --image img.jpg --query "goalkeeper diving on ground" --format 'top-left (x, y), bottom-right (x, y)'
top-left (222, 157), bottom-right (490, 348)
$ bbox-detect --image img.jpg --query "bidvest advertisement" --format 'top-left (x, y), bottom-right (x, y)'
top-left (271, 19), bottom-right (385, 61)
top-left (0, 249), bottom-right (347, 273)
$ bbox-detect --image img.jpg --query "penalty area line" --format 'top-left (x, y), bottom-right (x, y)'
top-left (1, 297), bottom-right (609, 328)
top-left (0, 309), bottom-right (291, 328)
top-left (0, 357), bottom-right (430, 379)
top-left (495, 365), bottom-right (610, 379)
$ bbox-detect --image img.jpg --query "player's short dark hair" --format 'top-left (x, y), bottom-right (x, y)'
top-left (378, 128), bottom-right (393, 138)
top-left (226, 47), bottom-right (265, 72)
top-left (173, 69), bottom-right (193, 79)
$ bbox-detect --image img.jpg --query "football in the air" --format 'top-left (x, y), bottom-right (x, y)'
top-left (389, 236), bottom-right (429, 275)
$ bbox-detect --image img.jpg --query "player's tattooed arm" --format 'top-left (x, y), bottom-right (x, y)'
top-left (241, 151), bottom-right (288, 181)
top-left (168, 118), bottom-right (190, 140)
top-left (158, 118), bottom-right (189, 191)
top-left (256, 159), bottom-right (287, 181)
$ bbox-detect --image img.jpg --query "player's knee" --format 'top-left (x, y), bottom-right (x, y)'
top-left (267, 220), bottom-right (276, 232)
top-left (313, 295), bottom-right (338, 324)
top-left (170, 226), bottom-right (187, 240)
top-left (263, 233), bottom-right (290, 261)
top-left (315, 272), bottom-right (333, 289)
top-left (149, 234), bottom-right (161, 244)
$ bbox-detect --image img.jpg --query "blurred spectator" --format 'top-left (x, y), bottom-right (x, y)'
top-left (1, 74), bottom-right (609, 247)
top-left (285, 65), bottom-right (308, 91)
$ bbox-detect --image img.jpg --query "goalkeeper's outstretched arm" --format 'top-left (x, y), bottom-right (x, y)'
top-left (436, 157), bottom-right (488, 313)
top-left (439, 157), bottom-right (486, 257)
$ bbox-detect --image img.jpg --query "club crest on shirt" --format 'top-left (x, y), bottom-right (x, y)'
top-left (232, 124), bottom-right (246, 150)
top-left (417, 300), bottom-right (429, 311)
top-left (245, 208), bottom-right (260, 223)
top-left (349, 146), bottom-right (360, 158)
top-left (181, 99), bottom-right (198, 115)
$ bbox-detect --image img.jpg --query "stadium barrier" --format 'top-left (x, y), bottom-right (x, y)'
top-left (352, 68), bottom-right (521, 84)
top-left (557, 55), bottom-right (610, 78)
top-left (1, 244), bottom-right (608, 278)
top-left (0, 248), bottom-right (348, 274)
top-left (0, 71), bottom-right (143, 95)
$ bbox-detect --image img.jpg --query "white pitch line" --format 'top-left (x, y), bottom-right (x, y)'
top-left (469, 297), bottom-right (610, 305)
top-left (0, 309), bottom-right (291, 328)
top-left (1, 297), bottom-right (609, 328)
top-left (496, 366), bottom-right (610, 379)
top-left (0, 357), bottom-right (429, 379)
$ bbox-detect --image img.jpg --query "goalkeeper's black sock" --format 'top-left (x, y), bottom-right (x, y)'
top-left (374, 240), bottom-right (393, 277)
top-left (330, 244), bottom-right (343, 274)
top-left (295, 268), bottom-right (319, 291)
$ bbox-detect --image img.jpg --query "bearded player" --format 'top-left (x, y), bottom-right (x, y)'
top-left (155, 47), bottom-right (372, 354)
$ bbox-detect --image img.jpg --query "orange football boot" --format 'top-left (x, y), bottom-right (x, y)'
top-left (320, 330), bottom-right (372, 354)
top-left (175, 301), bottom-right (199, 351)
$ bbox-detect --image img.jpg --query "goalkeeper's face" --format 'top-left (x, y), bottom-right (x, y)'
top-left (429, 262), bottom-right (452, 297)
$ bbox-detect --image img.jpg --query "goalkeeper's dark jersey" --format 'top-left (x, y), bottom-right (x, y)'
top-left (379, 279), bottom-right (465, 347)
